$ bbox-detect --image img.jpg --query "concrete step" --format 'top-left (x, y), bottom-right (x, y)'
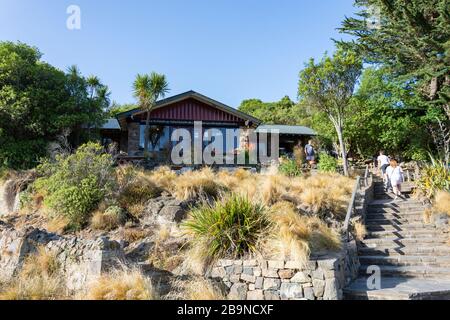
top-left (366, 217), bottom-right (426, 224)
top-left (344, 277), bottom-right (450, 300)
top-left (359, 256), bottom-right (450, 267)
top-left (366, 223), bottom-right (437, 232)
top-left (375, 195), bottom-right (413, 201)
top-left (368, 202), bottom-right (425, 210)
top-left (360, 237), bottom-right (448, 245)
top-left (366, 229), bottom-right (443, 239)
top-left (358, 265), bottom-right (450, 278)
top-left (358, 245), bottom-right (450, 258)
top-left (367, 208), bottom-right (425, 214)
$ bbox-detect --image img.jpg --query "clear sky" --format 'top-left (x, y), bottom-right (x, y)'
top-left (0, 0), bottom-right (356, 108)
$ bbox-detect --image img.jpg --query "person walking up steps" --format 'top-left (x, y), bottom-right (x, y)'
top-left (386, 158), bottom-right (405, 200)
top-left (305, 140), bottom-right (316, 169)
top-left (377, 150), bottom-right (390, 191)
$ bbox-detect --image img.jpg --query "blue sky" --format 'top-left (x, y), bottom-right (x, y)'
top-left (0, 0), bottom-right (356, 108)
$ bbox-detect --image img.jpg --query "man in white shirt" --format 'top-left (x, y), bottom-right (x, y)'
top-left (377, 150), bottom-right (390, 190)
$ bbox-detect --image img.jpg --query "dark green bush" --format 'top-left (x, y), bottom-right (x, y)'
top-left (278, 158), bottom-right (302, 177)
top-left (0, 139), bottom-right (47, 170)
top-left (318, 153), bottom-right (337, 173)
top-left (34, 142), bottom-right (116, 229)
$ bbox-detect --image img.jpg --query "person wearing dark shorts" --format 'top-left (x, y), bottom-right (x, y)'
top-left (305, 140), bottom-right (316, 168)
top-left (377, 150), bottom-right (390, 190)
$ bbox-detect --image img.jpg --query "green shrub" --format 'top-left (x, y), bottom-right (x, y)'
top-left (318, 153), bottom-right (337, 173)
top-left (182, 195), bottom-right (269, 261)
top-left (278, 158), bottom-right (302, 177)
top-left (34, 142), bottom-right (116, 229)
top-left (0, 139), bottom-right (47, 170)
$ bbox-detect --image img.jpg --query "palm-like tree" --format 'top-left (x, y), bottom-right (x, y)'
top-left (86, 75), bottom-right (101, 99)
top-left (133, 72), bottom-right (169, 156)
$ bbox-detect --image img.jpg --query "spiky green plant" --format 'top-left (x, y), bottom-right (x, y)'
top-left (416, 154), bottom-right (450, 199)
top-left (182, 195), bottom-right (269, 261)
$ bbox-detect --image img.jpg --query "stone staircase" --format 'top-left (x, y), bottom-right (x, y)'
top-left (344, 178), bottom-right (450, 300)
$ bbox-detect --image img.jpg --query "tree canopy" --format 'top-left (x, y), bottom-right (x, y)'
top-left (298, 49), bottom-right (362, 175)
top-left (339, 0), bottom-right (450, 161)
top-left (238, 96), bottom-right (310, 126)
top-left (0, 42), bottom-right (109, 169)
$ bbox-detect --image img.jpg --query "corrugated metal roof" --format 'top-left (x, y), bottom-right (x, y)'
top-left (101, 119), bottom-right (121, 130)
top-left (255, 125), bottom-right (316, 136)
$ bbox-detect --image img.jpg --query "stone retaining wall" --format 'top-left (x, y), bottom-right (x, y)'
top-left (207, 241), bottom-right (359, 300)
top-left (0, 224), bottom-right (125, 291)
top-left (356, 177), bottom-right (374, 224)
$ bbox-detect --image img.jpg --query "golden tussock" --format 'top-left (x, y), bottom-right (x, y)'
top-left (86, 267), bottom-right (156, 300)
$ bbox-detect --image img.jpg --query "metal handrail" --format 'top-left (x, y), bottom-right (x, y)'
top-left (363, 164), bottom-right (370, 187)
top-left (343, 175), bottom-right (361, 241)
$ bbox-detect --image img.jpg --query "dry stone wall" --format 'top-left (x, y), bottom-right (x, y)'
top-left (207, 241), bottom-right (359, 300)
top-left (0, 223), bottom-right (125, 291)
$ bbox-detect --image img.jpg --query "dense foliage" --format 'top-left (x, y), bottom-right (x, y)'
top-left (34, 143), bottom-right (116, 229)
top-left (278, 158), bottom-right (302, 177)
top-left (0, 42), bottom-right (109, 169)
top-left (317, 153), bottom-right (338, 173)
top-left (416, 160), bottom-right (450, 198)
top-left (238, 96), bottom-right (311, 126)
top-left (339, 0), bottom-right (450, 162)
top-left (298, 49), bottom-right (362, 175)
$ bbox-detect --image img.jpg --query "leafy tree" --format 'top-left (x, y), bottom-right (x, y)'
top-left (0, 42), bottom-right (109, 169)
top-left (108, 102), bottom-right (137, 117)
top-left (339, 0), bottom-right (450, 161)
top-left (238, 96), bottom-right (311, 126)
top-left (347, 68), bottom-right (430, 160)
top-left (298, 49), bottom-right (362, 176)
top-left (65, 65), bottom-right (110, 145)
top-left (133, 72), bottom-right (169, 156)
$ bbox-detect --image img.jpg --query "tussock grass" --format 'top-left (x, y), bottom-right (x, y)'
top-left (352, 221), bottom-right (367, 241)
top-left (182, 194), bottom-right (268, 264)
top-left (86, 267), bottom-right (156, 300)
top-left (262, 202), bottom-right (341, 265)
top-left (119, 174), bottom-right (160, 204)
top-left (0, 247), bottom-right (65, 300)
top-left (148, 166), bottom-right (177, 191)
top-left (172, 168), bottom-right (226, 201)
top-left (169, 278), bottom-right (226, 300)
top-left (122, 228), bottom-right (149, 243)
top-left (147, 226), bottom-right (185, 272)
top-left (214, 171), bottom-right (353, 218)
top-left (91, 206), bottom-right (126, 231)
top-left (118, 168), bottom-right (161, 217)
top-left (433, 191), bottom-right (450, 216)
top-left (260, 175), bottom-right (290, 205)
top-left (46, 216), bottom-right (70, 234)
